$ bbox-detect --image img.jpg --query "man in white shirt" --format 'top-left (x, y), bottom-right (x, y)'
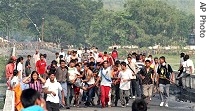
top-left (182, 55), bottom-right (194, 74)
top-left (33, 49), bottom-right (40, 68)
top-left (95, 60), bottom-right (112, 108)
top-left (118, 61), bottom-right (132, 107)
top-left (59, 48), bottom-right (66, 58)
top-left (43, 72), bottom-right (65, 111)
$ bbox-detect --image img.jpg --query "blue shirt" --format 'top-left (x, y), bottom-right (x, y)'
top-left (22, 105), bottom-right (44, 111)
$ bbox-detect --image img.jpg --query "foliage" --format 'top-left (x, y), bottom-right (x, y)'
top-left (0, 0), bottom-right (194, 50)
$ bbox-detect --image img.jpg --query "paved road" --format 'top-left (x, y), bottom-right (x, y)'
top-left (59, 94), bottom-right (194, 111)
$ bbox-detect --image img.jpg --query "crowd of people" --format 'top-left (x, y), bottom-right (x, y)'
top-left (5, 46), bottom-right (194, 111)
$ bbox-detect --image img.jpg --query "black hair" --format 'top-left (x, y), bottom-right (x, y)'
top-left (103, 60), bottom-right (109, 64)
top-left (184, 55), bottom-right (190, 61)
top-left (145, 60), bottom-right (151, 63)
top-left (43, 54), bottom-right (47, 58)
top-left (40, 54), bottom-right (44, 58)
top-left (159, 56), bottom-right (166, 62)
top-left (59, 59), bottom-right (66, 64)
top-left (55, 52), bottom-right (59, 55)
top-left (136, 54), bottom-right (140, 60)
top-left (89, 62), bottom-right (95, 66)
top-left (30, 71), bottom-right (39, 83)
top-left (148, 55), bottom-right (152, 58)
top-left (59, 55), bottom-right (63, 59)
top-left (127, 56), bottom-right (132, 59)
top-left (154, 57), bottom-right (158, 60)
top-left (115, 60), bottom-right (121, 65)
top-left (132, 99), bottom-right (147, 111)
top-left (84, 62), bottom-right (90, 67)
top-left (104, 51), bottom-right (107, 54)
top-left (27, 55), bottom-right (31, 58)
top-left (70, 59), bottom-right (75, 63)
top-left (180, 53), bottom-right (185, 57)
top-left (51, 60), bottom-right (58, 65)
top-left (13, 69), bottom-right (19, 76)
top-left (21, 88), bottom-right (41, 108)
top-left (75, 63), bottom-right (80, 67)
top-left (48, 70), bottom-right (56, 76)
top-left (120, 61), bottom-right (127, 67)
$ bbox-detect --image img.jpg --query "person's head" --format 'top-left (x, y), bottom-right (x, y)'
top-left (148, 55), bottom-right (152, 59)
top-left (104, 51), bottom-right (108, 56)
top-left (89, 57), bottom-right (95, 62)
top-left (21, 88), bottom-right (42, 108)
top-left (139, 54), bottom-right (143, 60)
top-left (27, 55), bottom-right (31, 60)
top-left (16, 56), bottom-right (24, 65)
top-left (96, 62), bottom-right (101, 69)
top-left (61, 48), bottom-right (64, 52)
top-left (103, 60), bottom-right (109, 68)
top-left (89, 62), bottom-right (95, 69)
top-left (35, 50), bottom-right (39, 54)
top-left (132, 98), bottom-right (147, 111)
top-left (132, 52), bottom-right (136, 58)
top-left (59, 55), bottom-right (63, 59)
top-left (113, 64), bottom-right (118, 71)
top-left (43, 54), bottom-right (47, 59)
top-left (8, 56), bottom-right (16, 64)
top-left (55, 52), bottom-right (59, 58)
top-left (84, 62), bottom-right (90, 71)
top-left (115, 60), bottom-right (121, 66)
top-left (48, 72), bottom-right (56, 82)
top-left (60, 60), bottom-right (66, 68)
top-left (13, 69), bottom-right (19, 76)
top-left (120, 61), bottom-right (127, 70)
top-left (73, 51), bottom-right (77, 56)
top-left (31, 71), bottom-right (39, 83)
top-left (154, 57), bottom-right (159, 64)
top-left (180, 52), bottom-right (185, 58)
top-left (184, 54), bottom-right (190, 61)
top-left (40, 54), bottom-right (45, 61)
top-left (67, 50), bottom-right (71, 55)
top-left (114, 47), bottom-right (117, 50)
top-left (69, 60), bottom-right (75, 67)
top-left (142, 54), bottom-right (146, 61)
top-left (51, 60), bottom-right (58, 67)
top-left (159, 56), bottom-right (166, 64)
top-left (145, 60), bottom-right (151, 68)
top-left (136, 54), bottom-right (140, 61)
top-left (127, 56), bottom-right (132, 63)
top-left (75, 63), bottom-right (81, 71)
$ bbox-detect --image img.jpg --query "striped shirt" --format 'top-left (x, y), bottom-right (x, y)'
top-left (29, 80), bottom-right (42, 93)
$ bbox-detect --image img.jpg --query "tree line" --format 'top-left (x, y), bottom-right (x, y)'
top-left (0, 0), bottom-right (194, 50)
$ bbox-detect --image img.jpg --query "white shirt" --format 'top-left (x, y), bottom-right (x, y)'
top-left (10, 76), bottom-right (19, 88)
top-left (17, 62), bottom-right (23, 80)
top-left (33, 53), bottom-right (40, 64)
top-left (59, 52), bottom-right (66, 58)
top-left (65, 55), bottom-right (71, 63)
top-left (77, 50), bottom-right (83, 58)
top-left (43, 79), bottom-right (62, 103)
top-left (98, 67), bottom-right (112, 87)
top-left (182, 59), bottom-right (195, 74)
top-left (119, 69), bottom-right (132, 90)
top-left (68, 67), bottom-right (79, 81)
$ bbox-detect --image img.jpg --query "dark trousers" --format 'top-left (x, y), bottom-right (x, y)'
top-left (131, 79), bottom-right (137, 97)
top-left (46, 101), bottom-right (60, 111)
top-left (111, 84), bottom-right (120, 106)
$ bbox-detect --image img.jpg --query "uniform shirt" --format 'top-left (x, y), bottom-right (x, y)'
top-left (98, 67), bottom-right (112, 87)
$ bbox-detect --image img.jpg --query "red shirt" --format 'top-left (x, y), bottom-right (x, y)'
top-left (36, 60), bottom-right (47, 74)
top-left (5, 63), bottom-right (15, 79)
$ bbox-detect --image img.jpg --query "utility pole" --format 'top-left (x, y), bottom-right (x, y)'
top-left (41, 18), bottom-right (44, 42)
